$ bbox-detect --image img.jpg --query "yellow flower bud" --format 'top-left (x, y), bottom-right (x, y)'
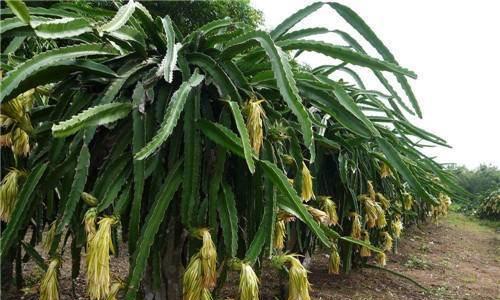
top-left (301, 162), bottom-right (314, 202)
top-left (82, 192), bottom-right (98, 207)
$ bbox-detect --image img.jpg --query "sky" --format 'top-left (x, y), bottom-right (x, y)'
top-left (251, 0), bottom-right (500, 169)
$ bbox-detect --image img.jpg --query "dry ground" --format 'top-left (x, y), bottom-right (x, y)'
top-left (3, 212), bottom-right (499, 299)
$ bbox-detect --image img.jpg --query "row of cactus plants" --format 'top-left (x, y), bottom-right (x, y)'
top-left (0, 1), bottom-right (464, 299)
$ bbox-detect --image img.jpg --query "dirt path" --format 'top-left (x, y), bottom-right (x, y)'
top-left (4, 213), bottom-right (499, 299)
top-left (302, 213), bottom-right (500, 300)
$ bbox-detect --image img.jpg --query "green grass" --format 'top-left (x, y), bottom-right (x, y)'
top-left (446, 211), bottom-right (500, 232)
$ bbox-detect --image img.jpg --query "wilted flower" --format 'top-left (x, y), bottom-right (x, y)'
top-left (0, 168), bottom-right (25, 222)
top-left (328, 243), bottom-right (340, 275)
top-left (376, 192), bottom-right (390, 210)
top-left (244, 97), bottom-right (265, 154)
top-left (272, 254), bottom-right (311, 300)
top-left (42, 222), bottom-right (57, 252)
top-left (40, 258), bottom-right (60, 300)
top-left (11, 128), bottom-right (30, 156)
top-left (301, 162), bottom-right (314, 202)
top-left (183, 254), bottom-right (204, 300)
top-left (194, 228), bottom-right (217, 289)
top-left (377, 252), bottom-right (387, 266)
top-left (239, 263), bottom-right (259, 300)
top-left (379, 162), bottom-right (393, 178)
top-left (381, 231), bottom-right (393, 252)
top-left (403, 193), bottom-right (413, 211)
top-left (274, 219), bottom-right (286, 250)
top-left (375, 203), bottom-right (387, 229)
top-left (319, 196), bottom-right (338, 226)
top-left (305, 205), bottom-right (330, 225)
top-left (349, 212), bottom-right (362, 239)
top-left (0, 89), bottom-right (34, 132)
top-left (360, 231), bottom-right (372, 257)
top-left (0, 133), bottom-right (12, 147)
top-left (84, 208), bottom-right (98, 243)
top-left (367, 181), bottom-right (376, 200)
top-left (359, 195), bottom-right (377, 229)
top-left (106, 281), bottom-right (124, 300)
top-left (392, 216), bottom-right (403, 238)
top-left (86, 216), bottom-right (117, 300)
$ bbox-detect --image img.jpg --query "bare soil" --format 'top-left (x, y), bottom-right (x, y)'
top-left (3, 212), bottom-right (499, 300)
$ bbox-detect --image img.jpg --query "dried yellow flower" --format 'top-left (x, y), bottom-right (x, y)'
top-left (106, 281), bottom-right (124, 300)
top-left (0, 168), bottom-right (25, 222)
top-left (272, 254), bottom-right (311, 300)
top-left (239, 263), bottom-right (259, 300)
top-left (379, 162), bottom-right (393, 178)
top-left (377, 252), bottom-right (387, 266)
top-left (86, 216), bottom-right (117, 300)
top-left (403, 193), bottom-right (413, 211)
top-left (328, 243), bottom-right (340, 275)
top-left (11, 128), bottom-right (30, 156)
top-left (376, 192), bottom-right (390, 210)
top-left (194, 228), bottom-right (217, 289)
top-left (0, 133), bottom-right (12, 148)
top-left (359, 195), bottom-right (377, 229)
top-left (392, 216), bottom-right (403, 239)
top-left (42, 222), bottom-right (57, 252)
top-left (40, 258), bottom-right (60, 300)
top-left (305, 204), bottom-right (330, 225)
top-left (360, 231), bottom-right (372, 257)
top-left (84, 208), bottom-right (97, 243)
top-left (381, 231), bottom-right (393, 252)
top-left (367, 181), bottom-right (376, 200)
top-left (245, 97), bottom-right (265, 155)
top-left (319, 196), bottom-right (338, 226)
top-left (274, 219), bottom-right (286, 250)
top-left (349, 212), bottom-right (362, 239)
top-left (375, 203), bottom-right (387, 229)
top-left (183, 254), bottom-right (204, 300)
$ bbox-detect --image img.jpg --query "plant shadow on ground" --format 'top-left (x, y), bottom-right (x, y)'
top-left (4, 212), bottom-right (499, 300)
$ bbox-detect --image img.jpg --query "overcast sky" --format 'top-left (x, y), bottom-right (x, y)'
top-left (251, 0), bottom-right (500, 169)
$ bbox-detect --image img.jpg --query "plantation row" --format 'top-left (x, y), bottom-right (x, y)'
top-left (0, 1), bottom-right (463, 300)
